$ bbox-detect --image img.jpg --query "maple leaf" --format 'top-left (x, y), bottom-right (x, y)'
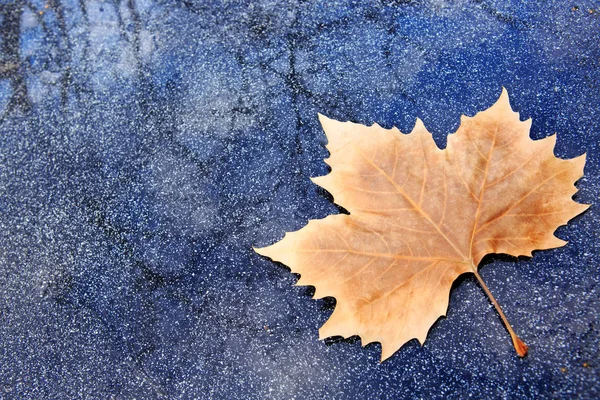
top-left (255, 89), bottom-right (588, 361)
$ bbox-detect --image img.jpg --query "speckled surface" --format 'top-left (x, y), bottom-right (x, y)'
top-left (0, 0), bottom-right (598, 398)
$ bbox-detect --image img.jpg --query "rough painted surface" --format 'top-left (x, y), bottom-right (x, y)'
top-left (0, 1), bottom-right (598, 398)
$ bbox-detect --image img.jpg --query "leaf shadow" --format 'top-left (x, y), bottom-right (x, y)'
top-left (477, 253), bottom-right (521, 270)
top-left (425, 253), bottom-right (523, 340)
top-left (299, 285), bottom-right (366, 347)
top-left (315, 186), bottom-right (349, 215)
top-left (323, 334), bottom-right (362, 346)
top-left (266, 242), bottom-right (538, 355)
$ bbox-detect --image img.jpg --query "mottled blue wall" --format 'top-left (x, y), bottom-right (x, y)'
top-left (0, 1), bottom-right (598, 398)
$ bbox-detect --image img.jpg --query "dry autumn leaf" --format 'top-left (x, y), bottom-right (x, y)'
top-left (255, 89), bottom-right (588, 361)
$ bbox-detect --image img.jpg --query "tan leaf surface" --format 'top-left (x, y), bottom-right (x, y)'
top-left (255, 89), bottom-right (587, 361)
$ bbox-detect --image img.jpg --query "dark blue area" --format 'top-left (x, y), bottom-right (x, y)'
top-left (0, 0), bottom-right (598, 398)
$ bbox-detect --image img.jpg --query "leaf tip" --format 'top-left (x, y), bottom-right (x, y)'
top-left (412, 117), bottom-right (427, 133)
top-left (317, 328), bottom-right (330, 341)
top-left (252, 245), bottom-right (268, 257)
top-left (318, 113), bottom-right (349, 150)
top-left (574, 152), bottom-right (587, 171)
top-left (318, 113), bottom-right (338, 133)
top-left (495, 86), bottom-right (513, 111)
top-left (544, 132), bottom-right (557, 146)
top-left (380, 344), bottom-right (398, 362)
top-left (310, 175), bottom-right (325, 187)
top-left (253, 239), bottom-right (285, 260)
top-left (579, 203), bottom-right (592, 213)
top-left (317, 112), bottom-right (330, 122)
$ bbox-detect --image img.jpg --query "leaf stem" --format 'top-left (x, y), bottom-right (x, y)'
top-left (473, 270), bottom-right (528, 357)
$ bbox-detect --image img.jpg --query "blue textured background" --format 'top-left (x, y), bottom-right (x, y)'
top-left (0, 1), bottom-right (598, 398)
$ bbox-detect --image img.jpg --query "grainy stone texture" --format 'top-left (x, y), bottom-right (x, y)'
top-left (0, 1), bottom-right (598, 398)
